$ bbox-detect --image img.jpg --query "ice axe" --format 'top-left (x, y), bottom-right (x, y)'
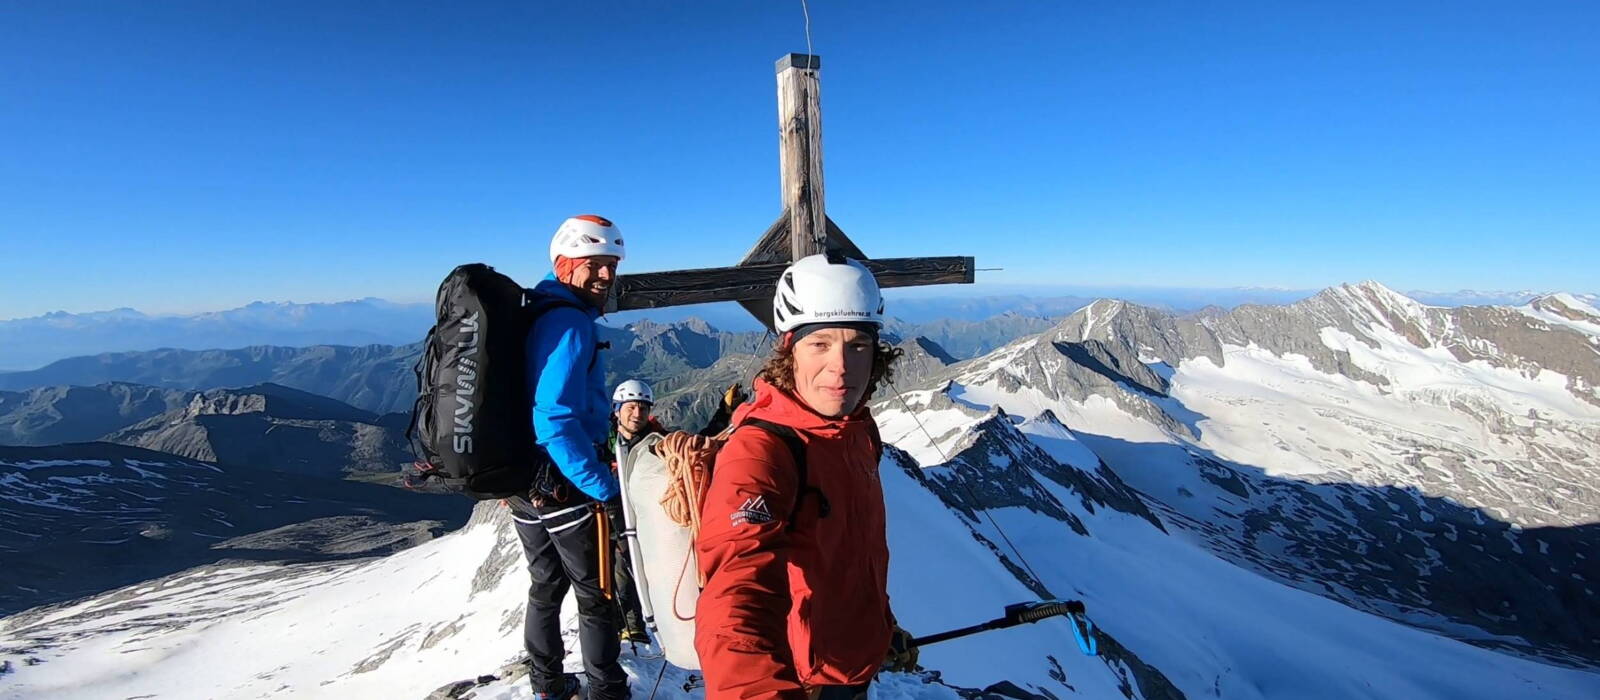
top-left (908, 600), bottom-right (1098, 656)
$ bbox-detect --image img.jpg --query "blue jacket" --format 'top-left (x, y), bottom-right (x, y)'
top-left (526, 273), bottom-right (617, 502)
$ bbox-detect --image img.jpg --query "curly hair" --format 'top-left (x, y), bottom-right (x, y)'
top-left (757, 336), bottom-right (904, 405)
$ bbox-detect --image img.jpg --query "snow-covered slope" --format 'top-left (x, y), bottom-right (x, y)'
top-left (875, 394), bottom-right (1600, 698)
top-left (0, 495), bottom-right (1130, 700)
top-left (1011, 282), bottom-right (1600, 528)
top-left (3, 281), bottom-right (1597, 699)
top-left (880, 281), bottom-right (1600, 666)
top-left (0, 443), bottom-right (461, 617)
top-left (4, 403), bottom-right (1595, 698)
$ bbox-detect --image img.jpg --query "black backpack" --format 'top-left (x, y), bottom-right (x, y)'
top-left (407, 263), bottom-right (583, 500)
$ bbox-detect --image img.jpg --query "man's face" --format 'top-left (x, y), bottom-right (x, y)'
top-left (616, 400), bottom-right (651, 435)
top-left (565, 255), bottom-right (619, 307)
top-left (790, 326), bottom-right (875, 419)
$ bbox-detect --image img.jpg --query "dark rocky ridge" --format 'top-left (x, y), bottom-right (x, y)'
top-left (0, 442), bottom-right (464, 616)
top-left (0, 382), bottom-right (195, 445)
top-left (102, 383), bottom-right (411, 478)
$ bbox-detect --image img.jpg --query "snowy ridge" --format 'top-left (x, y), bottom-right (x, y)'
top-left (991, 282), bottom-right (1600, 528)
top-left (872, 390), bottom-right (1600, 698)
top-left (1520, 293), bottom-right (1600, 338)
top-left (868, 287), bottom-right (1600, 669)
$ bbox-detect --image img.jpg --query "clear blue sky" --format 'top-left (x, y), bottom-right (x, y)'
top-left (2, 1), bottom-right (1596, 319)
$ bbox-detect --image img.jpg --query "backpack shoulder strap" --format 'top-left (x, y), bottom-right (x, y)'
top-left (525, 292), bottom-right (585, 321)
top-left (737, 418), bottom-right (830, 530)
top-left (865, 416), bottom-right (884, 463)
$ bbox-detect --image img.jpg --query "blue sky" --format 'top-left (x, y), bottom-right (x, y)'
top-left (2, 1), bottom-right (1596, 319)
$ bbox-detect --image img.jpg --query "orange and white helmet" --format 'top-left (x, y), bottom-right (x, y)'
top-left (549, 215), bottom-right (626, 265)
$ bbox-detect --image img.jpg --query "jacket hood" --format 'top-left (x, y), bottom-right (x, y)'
top-left (531, 273), bottom-right (601, 318)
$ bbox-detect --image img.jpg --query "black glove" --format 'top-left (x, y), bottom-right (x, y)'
top-left (883, 624), bottom-right (919, 672)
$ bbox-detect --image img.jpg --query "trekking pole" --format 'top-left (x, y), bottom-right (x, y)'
top-left (909, 600), bottom-right (1098, 656)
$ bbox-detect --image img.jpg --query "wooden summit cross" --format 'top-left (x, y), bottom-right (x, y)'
top-left (605, 54), bottom-right (975, 328)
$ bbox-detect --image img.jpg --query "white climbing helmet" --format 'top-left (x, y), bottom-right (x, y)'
top-left (612, 379), bottom-right (654, 405)
top-left (549, 215), bottom-right (626, 265)
top-left (771, 253), bottom-right (885, 333)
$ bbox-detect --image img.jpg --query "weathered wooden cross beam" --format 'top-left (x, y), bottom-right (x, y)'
top-left (606, 53), bottom-right (975, 328)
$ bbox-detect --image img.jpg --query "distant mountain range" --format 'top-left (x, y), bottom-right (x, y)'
top-left (0, 316), bottom-right (1029, 420)
top-left (0, 344), bottom-right (424, 414)
top-left (0, 298), bottom-right (433, 371)
top-left (1, 382), bottom-right (413, 478)
top-left (9, 287), bottom-right (1592, 370)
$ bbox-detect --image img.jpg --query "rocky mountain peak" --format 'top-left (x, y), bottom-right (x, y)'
top-left (1282, 280), bottom-right (1445, 351)
top-left (1530, 293), bottom-right (1600, 326)
top-left (678, 317), bottom-right (716, 335)
top-left (1315, 279), bottom-right (1432, 320)
top-left (184, 383), bottom-right (376, 423)
top-left (624, 319), bottom-right (670, 339)
top-left (903, 336), bottom-right (958, 364)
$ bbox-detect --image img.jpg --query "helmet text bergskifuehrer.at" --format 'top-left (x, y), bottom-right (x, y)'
top-left (771, 253), bottom-right (885, 333)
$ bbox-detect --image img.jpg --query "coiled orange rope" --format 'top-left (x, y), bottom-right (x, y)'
top-left (657, 432), bottom-right (720, 534)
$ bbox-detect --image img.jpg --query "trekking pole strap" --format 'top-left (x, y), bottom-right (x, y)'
top-left (1069, 612), bottom-right (1097, 656)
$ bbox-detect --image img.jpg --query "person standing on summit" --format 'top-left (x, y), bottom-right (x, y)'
top-left (606, 378), bottom-right (745, 644)
top-left (504, 215), bottom-right (630, 700)
top-left (694, 254), bottom-right (919, 700)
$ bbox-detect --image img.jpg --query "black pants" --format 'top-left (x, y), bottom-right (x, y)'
top-left (813, 684), bottom-right (870, 700)
top-left (510, 497), bottom-right (628, 700)
top-left (609, 508), bottom-right (647, 635)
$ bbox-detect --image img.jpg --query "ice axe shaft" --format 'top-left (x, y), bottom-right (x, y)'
top-left (909, 600), bottom-right (1096, 655)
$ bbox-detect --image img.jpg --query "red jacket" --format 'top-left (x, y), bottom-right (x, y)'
top-left (694, 379), bottom-right (892, 699)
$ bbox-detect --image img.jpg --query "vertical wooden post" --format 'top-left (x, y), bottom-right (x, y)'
top-left (776, 53), bottom-right (827, 261)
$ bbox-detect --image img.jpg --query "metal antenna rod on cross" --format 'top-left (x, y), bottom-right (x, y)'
top-left (604, 54), bottom-right (976, 329)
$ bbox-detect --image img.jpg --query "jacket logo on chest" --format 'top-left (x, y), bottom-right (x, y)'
top-left (731, 496), bottom-right (773, 526)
